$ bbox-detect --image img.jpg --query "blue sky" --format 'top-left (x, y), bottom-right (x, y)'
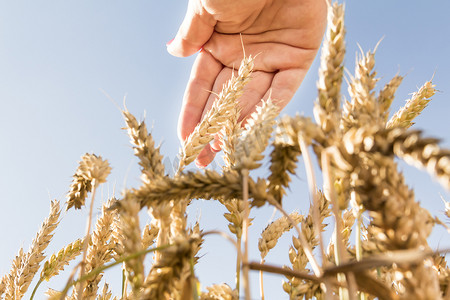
top-left (0, 1), bottom-right (449, 299)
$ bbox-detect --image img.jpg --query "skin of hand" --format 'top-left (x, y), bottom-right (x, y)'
top-left (168, 0), bottom-right (327, 167)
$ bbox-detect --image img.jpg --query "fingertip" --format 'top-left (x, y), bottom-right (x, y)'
top-left (210, 135), bottom-right (222, 153)
top-left (196, 144), bottom-right (216, 168)
top-left (167, 36), bottom-right (200, 57)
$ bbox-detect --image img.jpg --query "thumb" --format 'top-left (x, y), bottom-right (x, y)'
top-left (167, 0), bottom-right (216, 57)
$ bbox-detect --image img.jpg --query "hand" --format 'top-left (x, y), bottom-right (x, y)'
top-left (168, 0), bottom-right (327, 167)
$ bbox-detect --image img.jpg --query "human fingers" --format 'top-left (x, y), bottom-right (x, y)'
top-left (204, 34), bottom-right (319, 72)
top-left (167, 0), bottom-right (217, 57)
top-left (201, 69), bottom-right (273, 121)
top-left (178, 50), bottom-right (222, 142)
top-left (261, 68), bottom-right (307, 111)
top-left (195, 143), bottom-right (217, 168)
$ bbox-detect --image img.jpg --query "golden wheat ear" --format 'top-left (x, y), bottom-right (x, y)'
top-left (233, 99), bottom-right (278, 170)
top-left (179, 56), bottom-right (254, 171)
top-left (314, 1), bottom-right (346, 136)
top-left (4, 200), bottom-right (61, 299)
top-left (377, 74), bottom-right (404, 122)
top-left (66, 153), bottom-right (111, 210)
top-left (122, 108), bottom-right (165, 181)
top-left (386, 80), bottom-right (436, 129)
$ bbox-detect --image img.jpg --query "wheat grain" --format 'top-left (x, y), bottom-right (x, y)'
top-left (66, 174), bottom-right (93, 210)
top-left (387, 80), bottom-right (436, 129)
top-left (45, 288), bottom-right (63, 299)
top-left (179, 56), bottom-right (254, 170)
top-left (141, 223), bottom-right (159, 249)
top-left (97, 283), bottom-right (114, 300)
top-left (444, 199), bottom-right (450, 219)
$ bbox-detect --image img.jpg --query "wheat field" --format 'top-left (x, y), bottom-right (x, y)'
top-left (1, 2), bottom-right (450, 300)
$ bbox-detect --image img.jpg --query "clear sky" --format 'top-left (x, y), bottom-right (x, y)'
top-left (0, 1), bottom-right (449, 299)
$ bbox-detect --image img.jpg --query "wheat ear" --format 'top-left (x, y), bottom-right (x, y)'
top-left (377, 74), bottom-right (404, 122)
top-left (282, 192), bottom-right (331, 299)
top-left (0, 275), bottom-right (6, 298)
top-left (258, 212), bottom-right (302, 300)
top-left (221, 105), bottom-right (242, 170)
top-left (116, 195), bottom-right (145, 293)
top-left (341, 125), bottom-right (441, 298)
top-left (346, 127), bottom-right (450, 190)
top-left (3, 248), bottom-right (25, 300)
top-left (234, 99), bottom-right (278, 170)
top-left (387, 80), bottom-right (436, 129)
top-left (81, 199), bottom-right (116, 299)
top-left (10, 200), bottom-right (61, 299)
top-left (141, 235), bottom-right (199, 299)
top-left (66, 153), bottom-right (111, 210)
top-left (200, 283), bottom-right (238, 300)
top-left (314, 1), bottom-right (346, 135)
top-left (30, 238), bottom-right (84, 299)
top-left (122, 108), bottom-right (165, 181)
top-left (342, 47), bottom-right (380, 131)
top-left (130, 169), bottom-right (270, 208)
top-left (179, 56), bottom-right (254, 171)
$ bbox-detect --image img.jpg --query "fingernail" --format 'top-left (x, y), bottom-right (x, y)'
top-left (195, 160), bottom-right (206, 169)
top-left (211, 147), bottom-right (221, 153)
top-left (166, 38), bottom-right (174, 47)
